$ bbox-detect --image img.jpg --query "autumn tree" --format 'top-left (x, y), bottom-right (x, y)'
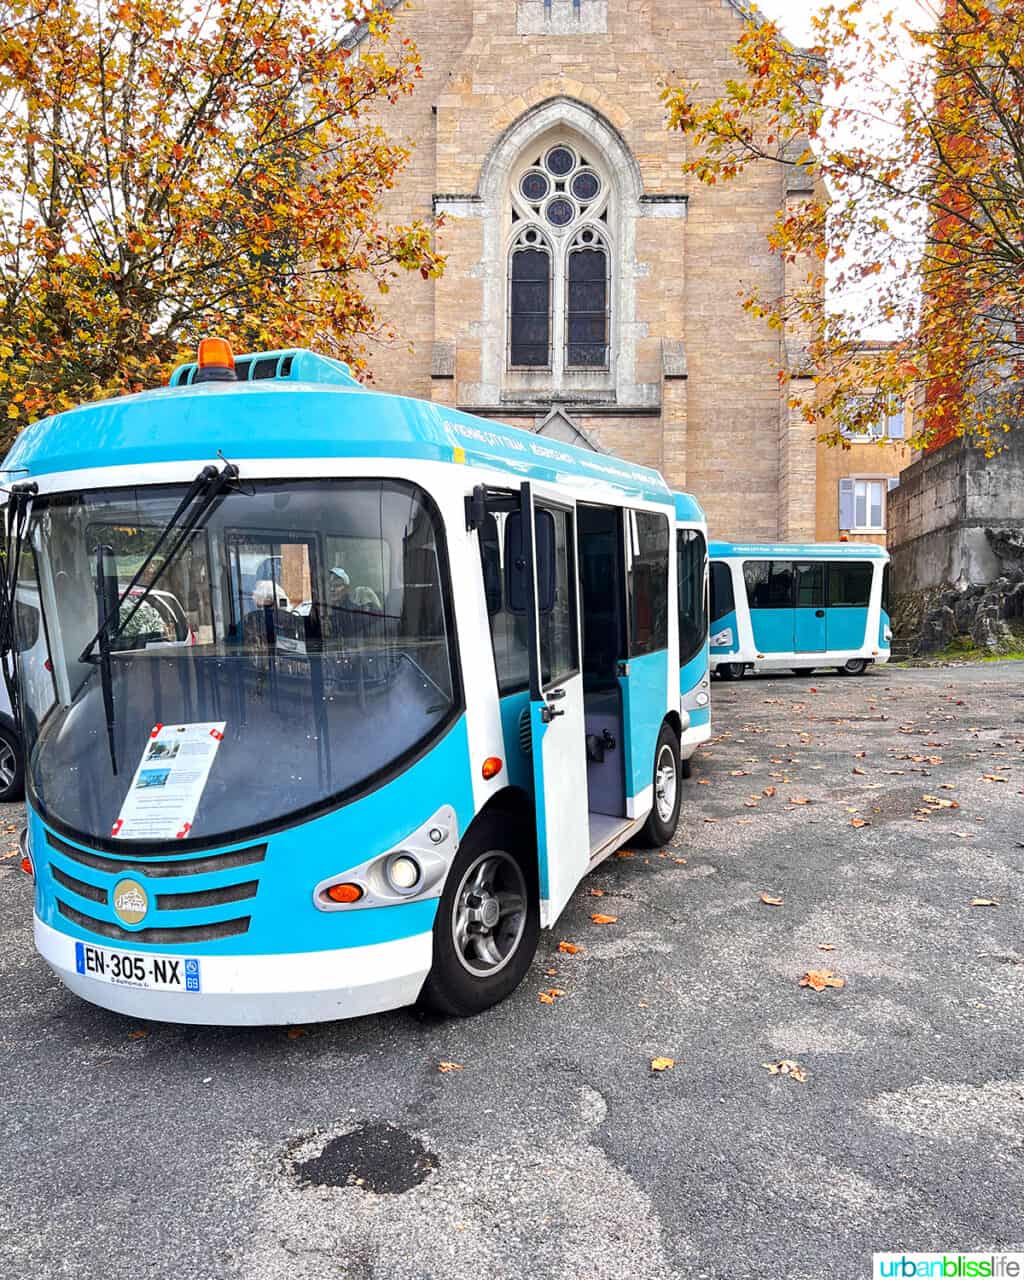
top-left (664, 0), bottom-right (1024, 451)
top-left (0, 0), bottom-right (443, 438)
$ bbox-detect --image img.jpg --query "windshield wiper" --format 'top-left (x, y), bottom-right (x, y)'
top-left (79, 460), bottom-right (240, 663)
top-left (94, 543), bottom-right (120, 774)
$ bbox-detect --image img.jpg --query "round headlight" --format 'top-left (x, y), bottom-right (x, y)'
top-left (387, 854), bottom-right (421, 893)
top-left (695, 691), bottom-right (709, 707)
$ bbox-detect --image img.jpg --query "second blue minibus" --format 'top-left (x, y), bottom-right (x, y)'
top-left (708, 541), bottom-right (891, 679)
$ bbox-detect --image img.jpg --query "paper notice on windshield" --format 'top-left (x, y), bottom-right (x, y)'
top-left (112, 722), bottom-right (226, 840)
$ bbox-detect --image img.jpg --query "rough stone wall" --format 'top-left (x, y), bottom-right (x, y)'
top-left (888, 431), bottom-right (1024, 592)
top-left (360, 0), bottom-right (807, 542)
top-left (888, 429), bottom-right (1024, 652)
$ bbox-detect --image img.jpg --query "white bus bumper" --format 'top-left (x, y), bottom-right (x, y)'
top-left (34, 916), bottom-right (433, 1026)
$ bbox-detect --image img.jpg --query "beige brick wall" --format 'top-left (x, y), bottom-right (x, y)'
top-left (360, 0), bottom-right (816, 543)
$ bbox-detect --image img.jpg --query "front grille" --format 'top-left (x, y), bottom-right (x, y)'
top-left (51, 865), bottom-right (108, 906)
top-left (45, 831), bottom-right (266, 878)
top-left (156, 881), bottom-right (258, 911)
top-left (57, 899), bottom-right (250, 944)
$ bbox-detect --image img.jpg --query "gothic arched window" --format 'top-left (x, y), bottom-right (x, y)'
top-left (507, 142), bottom-right (612, 373)
top-left (509, 227), bottom-right (552, 368)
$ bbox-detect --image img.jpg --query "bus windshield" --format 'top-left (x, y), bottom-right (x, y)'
top-left (24, 478), bottom-right (458, 846)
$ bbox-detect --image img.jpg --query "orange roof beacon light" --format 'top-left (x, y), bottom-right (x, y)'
top-left (194, 336), bottom-right (237, 384)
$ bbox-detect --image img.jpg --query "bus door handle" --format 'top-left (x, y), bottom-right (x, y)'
top-left (815, 609), bottom-right (825, 618)
top-left (541, 702), bottom-right (565, 723)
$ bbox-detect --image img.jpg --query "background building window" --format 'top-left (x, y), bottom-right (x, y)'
top-left (842, 397), bottom-right (906, 440)
top-left (507, 140), bottom-right (612, 373)
top-left (509, 228), bottom-right (552, 368)
top-left (566, 228), bottom-right (609, 367)
top-left (839, 477), bottom-right (896, 532)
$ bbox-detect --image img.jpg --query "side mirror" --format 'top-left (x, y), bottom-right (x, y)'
top-left (505, 509), bottom-right (556, 615)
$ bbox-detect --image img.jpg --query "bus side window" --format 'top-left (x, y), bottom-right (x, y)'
top-left (479, 514), bottom-right (502, 615)
top-left (709, 561), bottom-right (734, 623)
top-left (828, 561), bottom-right (872, 607)
top-left (677, 529), bottom-right (707, 666)
top-left (628, 511), bottom-right (669, 656)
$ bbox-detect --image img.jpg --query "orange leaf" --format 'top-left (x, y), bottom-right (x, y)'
top-left (788, 796), bottom-right (811, 806)
top-left (799, 969), bottom-right (845, 992)
top-left (590, 913), bottom-right (618, 925)
top-left (650, 1056), bottom-right (675, 1072)
top-left (438, 1061), bottom-right (463, 1073)
top-left (760, 892), bottom-right (784, 906)
top-left (850, 817), bottom-right (870, 828)
top-left (817, 943), bottom-right (836, 951)
top-left (558, 941), bottom-right (581, 954)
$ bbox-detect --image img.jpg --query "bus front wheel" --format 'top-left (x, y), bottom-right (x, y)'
top-left (418, 812), bottom-right (539, 1018)
top-left (637, 722), bottom-right (683, 848)
top-left (838, 659), bottom-right (868, 676)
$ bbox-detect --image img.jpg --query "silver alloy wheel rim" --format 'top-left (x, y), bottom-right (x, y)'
top-left (654, 743), bottom-right (678, 824)
top-left (452, 850), bottom-right (528, 978)
top-left (845, 659), bottom-right (866, 673)
top-left (0, 740), bottom-right (15, 792)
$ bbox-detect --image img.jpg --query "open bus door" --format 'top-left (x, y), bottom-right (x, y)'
top-left (516, 482), bottom-right (590, 926)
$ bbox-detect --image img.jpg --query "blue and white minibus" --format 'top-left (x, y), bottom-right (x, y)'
top-left (0, 341), bottom-right (709, 1025)
top-left (708, 541), bottom-right (891, 679)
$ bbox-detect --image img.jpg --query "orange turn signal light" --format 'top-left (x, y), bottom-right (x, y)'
top-left (20, 855), bottom-right (33, 877)
top-left (197, 337), bottom-right (235, 370)
top-left (482, 756), bottom-right (503, 780)
top-left (325, 882), bottom-right (363, 904)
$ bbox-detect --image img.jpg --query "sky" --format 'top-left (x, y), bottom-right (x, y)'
top-left (753, 0), bottom-right (936, 45)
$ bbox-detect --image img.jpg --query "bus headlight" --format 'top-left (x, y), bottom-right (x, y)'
top-left (313, 805), bottom-right (456, 912)
top-left (386, 854), bottom-right (422, 894)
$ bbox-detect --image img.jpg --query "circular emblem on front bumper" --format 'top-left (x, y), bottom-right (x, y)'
top-left (112, 877), bottom-right (148, 926)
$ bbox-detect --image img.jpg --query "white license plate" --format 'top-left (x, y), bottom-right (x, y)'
top-left (74, 941), bottom-right (201, 992)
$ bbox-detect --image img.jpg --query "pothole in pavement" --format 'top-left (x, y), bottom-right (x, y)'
top-left (291, 1121), bottom-right (438, 1194)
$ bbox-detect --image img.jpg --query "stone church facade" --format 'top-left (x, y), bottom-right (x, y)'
top-left (356, 0), bottom-right (825, 541)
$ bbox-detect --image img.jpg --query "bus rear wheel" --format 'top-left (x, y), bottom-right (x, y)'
top-left (637, 722), bottom-right (683, 847)
top-left (838, 659), bottom-right (868, 675)
top-left (719, 662), bottom-right (745, 680)
top-left (418, 812), bottom-right (539, 1018)
top-left (791, 668), bottom-right (816, 677)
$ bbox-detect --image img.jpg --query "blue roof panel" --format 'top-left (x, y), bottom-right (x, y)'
top-left (3, 375), bottom-right (677, 506)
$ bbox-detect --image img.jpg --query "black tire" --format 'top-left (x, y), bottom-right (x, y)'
top-left (418, 812), bottom-right (539, 1018)
top-left (837, 659), bottom-right (868, 676)
top-left (0, 724), bottom-right (24, 803)
top-left (791, 668), bottom-right (816, 677)
top-left (719, 662), bottom-right (745, 681)
top-left (637, 722), bottom-right (683, 848)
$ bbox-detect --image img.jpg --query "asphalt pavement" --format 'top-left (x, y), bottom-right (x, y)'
top-left (1, 661), bottom-right (1022, 1280)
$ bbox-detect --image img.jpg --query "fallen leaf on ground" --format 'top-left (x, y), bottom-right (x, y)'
top-left (852, 767), bottom-right (866, 775)
top-left (762, 1059), bottom-right (808, 1082)
top-left (850, 818), bottom-right (870, 828)
top-left (923, 794), bottom-right (959, 809)
top-left (287, 1027), bottom-right (308, 1040)
top-left (544, 967), bottom-right (558, 976)
top-left (438, 1062), bottom-right (463, 1073)
top-left (970, 898), bottom-right (999, 908)
top-left (128, 1029), bottom-right (149, 1041)
top-left (588, 888), bottom-right (605, 897)
top-left (590, 913), bottom-right (618, 925)
top-left (799, 970), bottom-right (845, 992)
top-left (760, 893), bottom-right (784, 906)
top-left (788, 796), bottom-right (811, 806)
top-left (616, 849), bottom-right (635, 859)
top-left (539, 988), bottom-right (566, 1003)
top-left (650, 1056), bottom-right (675, 1072)
top-left (673, 857), bottom-right (687, 864)
top-left (817, 943), bottom-right (836, 952)
top-left (763, 786), bottom-right (777, 798)
top-left (697, 779), bottom-right (710, 786)
top-left (730, 769), bottom-right (749, 777)
top-left (703, 817), bottom-right (718, 824)
top-left (982, 775), bottom-right (1008, 783)
top-left (558, 941), bottom-right (580, 954)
